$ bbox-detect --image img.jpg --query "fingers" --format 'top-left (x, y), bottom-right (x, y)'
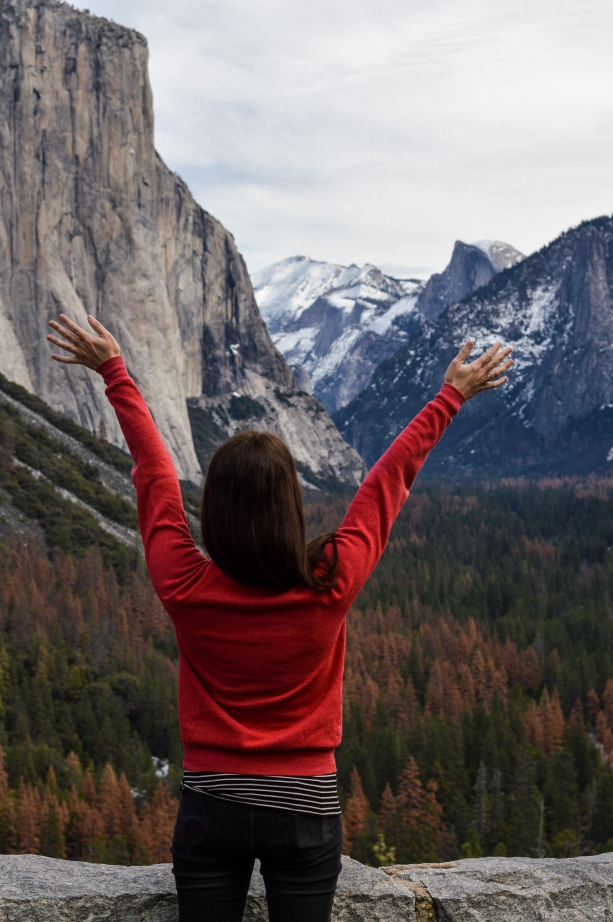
top-left (484, 347), bottom-right (512, 372)
top-left (48, 319), bottom-right (81, 344)
top-left (483, 375), bottom-right (508, 389)
top-left (488, 358), bottom-right (514, 379)
top-left (87, 315), bottom-right (109, 338)
top-left (455, 341), bottom-right (474, 364)
top-left (47, 334), bottom-right (78, 354)
top-left (51, 354), bottom-right (80, 364)
top-left (476, 342), bottom-right (503, 367)
top-left (57, 313), bottom-right (92, 342)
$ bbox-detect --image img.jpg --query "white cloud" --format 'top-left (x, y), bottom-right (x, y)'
top-left (80, 0), bottom-right (613, 273)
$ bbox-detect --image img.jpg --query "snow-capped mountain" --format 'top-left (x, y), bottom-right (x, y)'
top-left (253, 241), bottom-right (522, 414)
top-left (335, 216), bottom-right (613, 477)
top-left (252, 257), bottom-right (423, 412)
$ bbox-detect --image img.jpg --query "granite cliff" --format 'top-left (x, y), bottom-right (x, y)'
top-left (0, 0), bottom-right (365, 487)
top-left (416, 239), bottom-right (524, 322)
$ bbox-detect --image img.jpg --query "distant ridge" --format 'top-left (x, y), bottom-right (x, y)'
top-left (253, 240), bottom-right (521, 415)
top-left (334, 215), bottom-right (613, 477)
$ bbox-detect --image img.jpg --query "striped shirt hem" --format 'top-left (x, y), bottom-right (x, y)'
top-left (181, 771), bottom-right (341, 815)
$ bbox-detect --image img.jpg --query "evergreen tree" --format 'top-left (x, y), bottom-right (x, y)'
top-left (342, 767), bottom-right (370, 857)
top-left (544, 747), bottom-right (579, 856)
top-left (377, 782), bottom-right (397, 851)
top-left (38, 793), bottom-right (66, 859)
top-left (471, 761), bottom-right (491, 853)
top-left (591, 767), bottom-right (613, 849)
top-left (0, 746), bottom-right (16, 854)
top-left (17, 781), bottom-right (41, 855)
top-left (489, 768), bottom-right (506, 855)
top-left (506, 750), bottom-right (541, 857)
top-left (396, 757), bottom-right (442, 863)
top-left (139, 784), bottom-right (180, 863)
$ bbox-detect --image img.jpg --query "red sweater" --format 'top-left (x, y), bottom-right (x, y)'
top-left (98, 357), bottom-right (464, 775)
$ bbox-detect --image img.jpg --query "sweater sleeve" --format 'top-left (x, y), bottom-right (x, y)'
top-left (332, 383), bottom-right (465, 605)
top-left (96, 356), bottom-right (208, 609)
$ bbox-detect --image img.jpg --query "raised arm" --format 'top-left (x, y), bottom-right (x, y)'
top-left (332, 340), bottom-right (513, 605)
top-left (47, 313), bottom-right (208, 609)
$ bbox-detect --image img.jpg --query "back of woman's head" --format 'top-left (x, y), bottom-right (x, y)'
top-left (201, 431), bottom-right (337, 591)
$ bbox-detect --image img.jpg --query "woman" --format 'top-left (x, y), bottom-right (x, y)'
top-left (48, 313), bottom-right (512, 922)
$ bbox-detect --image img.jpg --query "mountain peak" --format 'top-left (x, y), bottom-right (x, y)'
top-left (253, 257), bottom-right (423, 413)
top-left (254, 240), bottom-right (523, 416)
top-left (472, 240), bottom-right (525, 272)
top-left (416, 240), bottom-right (524, 323)
top-left (335, 214), bottom-right (613, 477)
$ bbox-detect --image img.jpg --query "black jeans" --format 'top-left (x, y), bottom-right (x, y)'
top-left (171, 789), bottom-right (343, 922)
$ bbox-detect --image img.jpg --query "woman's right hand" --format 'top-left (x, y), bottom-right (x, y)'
top-left (47, 314), bottom-right (121, 371)
top-left (444, 341), bottom-right (513, 400)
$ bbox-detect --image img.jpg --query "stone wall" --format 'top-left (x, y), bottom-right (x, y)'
top-left (3, 852), bottom-right (613, 921)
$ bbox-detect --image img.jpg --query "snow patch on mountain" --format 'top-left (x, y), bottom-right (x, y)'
top-left (253, 256), bottom-right (423, 413)
top-left (254, 242), bottom-right (524, 416)
top-left (335, 216), bottom-right (613, 475)
top-left (366, 295), bottom-right (420, 336)
top-left (473, 240), bottom-right (525, 272)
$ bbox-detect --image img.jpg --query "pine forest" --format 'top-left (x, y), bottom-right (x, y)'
top-left (0, 416), bottom-right (613, 866)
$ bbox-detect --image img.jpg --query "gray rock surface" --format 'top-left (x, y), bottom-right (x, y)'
top-left (0, 855), bottom-right (177, 921)
top-left (5, 852), bottom-right (613, 920)
top-left (385, 853), bottom-right (613, 921)
top-left (0, 0), bottom-right (365, 487)
top-left (0, 854), bottom-right (412, 921)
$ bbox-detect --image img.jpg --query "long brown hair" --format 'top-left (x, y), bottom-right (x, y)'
top-left (201, 431), bottom-right (338, 591)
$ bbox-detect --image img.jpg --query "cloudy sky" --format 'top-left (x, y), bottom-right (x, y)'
top-left (81, 0), bottom-right (613, 276)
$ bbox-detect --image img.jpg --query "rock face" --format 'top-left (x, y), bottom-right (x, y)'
top-left (253, 243), bottom-right (522, 415)
top-left (0, 0), bottom-right (365, 487)
top-left (416, 240), bottom-right (524, 322)
top-left (4, 852), bottom-right (613, 921)
top-left (0, 854), bottom-right (413, 921)
top-left (385, 854), bottom-right (613, 921)
top-left (335, 216), bottom-right (613, 476)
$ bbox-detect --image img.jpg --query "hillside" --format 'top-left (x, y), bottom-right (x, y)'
top-left (0, 0), bottom-right (364, 488)
top-left (335, 216), bottom-right (613, 475)
top-left (0, 380), bottom-right (188, 860)
top-left (309, 478), bottom-right (613, 864)
top-left (0, 384), bottom-right (612, 863)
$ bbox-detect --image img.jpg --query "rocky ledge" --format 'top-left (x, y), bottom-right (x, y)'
top-left (2, 852), bottom-right (613, 920)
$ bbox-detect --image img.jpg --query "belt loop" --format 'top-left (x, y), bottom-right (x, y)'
top-left (248, 803), bottom-right (254, 852)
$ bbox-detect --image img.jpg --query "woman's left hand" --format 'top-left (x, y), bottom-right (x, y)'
top-left (444, 341), bottom-right (513, 400)
top-left (47, 314), bottom-right (121, 370)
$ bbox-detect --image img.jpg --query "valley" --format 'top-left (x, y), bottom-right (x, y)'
top-left (1, 0), bottom-right (612, 875)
